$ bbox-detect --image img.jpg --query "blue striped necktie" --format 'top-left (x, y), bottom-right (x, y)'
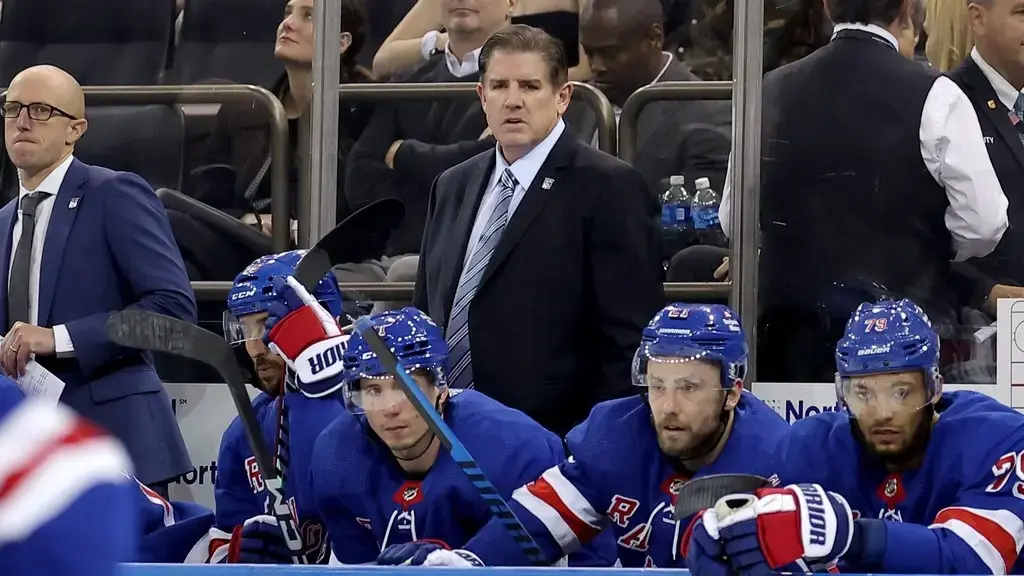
top-left (445, 168), bottom-right (518, 389)
top-left (1012, 92), bottom-right (1024, 146)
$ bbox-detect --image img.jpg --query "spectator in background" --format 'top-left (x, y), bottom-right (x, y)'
top-left (181, 0), bottom-right (373, 281)
top-left (720, 0), bottom-right (1008, 383)
top-left (345, 0), bottom-right (517, 305)
top-left (0, 65), bottom-right (196, 496)
top-left (572, 0), bottom-right (730, 198)
top-left (371, 0), bottom-right (587, 80)
top-left (945, 0), bottom-right (1024, 314)
top-left (923, 0), bottom-right (974, 71)
top-left (415, 25), bottom-right (662, 436)
top-left (897, 0), bottom-right (925, 58)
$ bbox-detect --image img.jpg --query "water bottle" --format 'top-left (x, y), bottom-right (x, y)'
top-left (691, 177), bottom-right (725, 246)
top-left (660, 175), bottom-right (692, 264)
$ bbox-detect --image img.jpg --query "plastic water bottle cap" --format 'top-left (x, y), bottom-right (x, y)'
top-left (695, 177), bottom-right (711, 189)
top-left (669, 175), bottom-right (685, 186)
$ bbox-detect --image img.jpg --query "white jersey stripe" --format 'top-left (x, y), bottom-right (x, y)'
top-left (0, 399), bottom-right (76, 479)
top-left (512, 484), bottom-right (579, 552)
top-left (539, 467), bottom-right (603, 528)
top-left (0, 432), bottom-right (130, 544)
top-left (932, 506), bottom-right (1024, 574)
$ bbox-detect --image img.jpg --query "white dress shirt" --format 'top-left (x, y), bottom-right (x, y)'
top-left (972, 47), bottom-right (1024, 112)
top-left (719, 23), bottom-right (1009, 262)
top-left (462, 118), bottom-right (566, 267)
top-left (9, 153), bottom-right (75, 354)
top-left (444, 42), bottom-right (481, 78)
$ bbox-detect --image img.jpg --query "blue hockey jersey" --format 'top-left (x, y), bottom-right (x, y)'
top-left (131, 475), bottom-right (215, 563)
top-left (207, 391), bottom-right (341, 563)
top-left (309, 389), bottom-right (618, 566)
top-left (772, 390), bottom-right (1024, 574)
top-left (0, 381), bottom-right (136, 576)
top-left (463, 391), bottom-right (790, 567)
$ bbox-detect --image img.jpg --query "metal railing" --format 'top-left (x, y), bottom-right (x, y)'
top-left (618, 81), bottom-right (733, 164)
top-left (337, 82), bottom-right (617, 155)
top-left (617, 81), bottom-right (733, 302)
top-left (78, 85), bottom-right (292, 252)
top-left (189, 281), bottom-right (730, 302)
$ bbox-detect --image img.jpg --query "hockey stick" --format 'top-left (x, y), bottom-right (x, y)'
top-left (292, 197), bottom-right (405, 289)
top-left (105, 310), bottom-right (307, 563)
top-left (352, 316), bottom-right (548, 566)
top-left (672, 473), bottom-right (771, 520)
top-left (264, 197), bottom-right (407, 561)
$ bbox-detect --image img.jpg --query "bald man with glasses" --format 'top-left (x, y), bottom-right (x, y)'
top-left (0, 65), bottom-right (196, 497)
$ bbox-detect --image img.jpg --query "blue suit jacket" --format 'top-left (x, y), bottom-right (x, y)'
top-left (0, 159), bottom-right (197, 484)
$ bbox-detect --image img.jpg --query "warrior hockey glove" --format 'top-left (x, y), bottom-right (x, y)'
top-left (681, 508), bottom-right (737, 576)
top-left (226, 515), bottom-right (293, 564)
top-left (377, 541), bottom-right (484, 567)
top-left (264, 275), bottom-right (348, 398)
top-left (715, 484), bottom-right (854, 576)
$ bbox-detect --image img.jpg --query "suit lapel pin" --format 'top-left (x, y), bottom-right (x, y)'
top-left (988, 100), bottom-right (997, 109)
top-left (68, 197), bottom-right (79, 209)
top-left (542, 178), bottom-right (554, 190)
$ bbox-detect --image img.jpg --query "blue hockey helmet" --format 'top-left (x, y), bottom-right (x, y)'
top-left (632, 303), bottom-right (748, 390)
top-left (340, 307), bottom-right (448, 414)
top-left (223, 250), bottom-right (344, 345)
top-left (834, 298), bottom-right (941, 417)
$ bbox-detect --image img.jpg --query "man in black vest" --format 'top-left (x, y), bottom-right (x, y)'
top-left (719, 0), bottom-right (1010, 382)
top-left (946, 0), bottom-right (1024, 315)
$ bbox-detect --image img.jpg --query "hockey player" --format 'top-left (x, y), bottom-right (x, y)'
top-left (261, 276), bottom-right (618, 566)
top-left (366, 303), bottom-right (789, 568)
top-left (204, 250), bottom-right (347, 563)
top-left (0, 376), bottom-right (136, 575)
top-left (131, 475), bottom-right (216, 563)
top-left (686, 298), bottom-right (1024, 575)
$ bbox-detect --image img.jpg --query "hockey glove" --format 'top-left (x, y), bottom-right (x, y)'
top-left (377, 541), bottom-right (484, 567)
top-left (680, 508), bottom-right (735, 576)
top-left (715, 484), bottom-right (853, 576)
top-left (264, 275), bottom-right (348, 398)
top-left (226, 515), bottom-right (293, 564)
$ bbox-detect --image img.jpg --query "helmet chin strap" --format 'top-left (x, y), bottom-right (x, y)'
top-left (393, 394), bottom-right (445, 463)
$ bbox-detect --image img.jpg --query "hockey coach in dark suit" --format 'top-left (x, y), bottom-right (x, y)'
top-left (0, 65), bottom-right (195, 495)
top-left (414, 24), bottom-right (663, 436)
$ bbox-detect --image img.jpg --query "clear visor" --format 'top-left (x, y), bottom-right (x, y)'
top-left (835, 372), bottom-right (934, 418)
top-left (342, 370), bottom-right (441, 414)
top-left (222, 310), bottom-right (266, 346)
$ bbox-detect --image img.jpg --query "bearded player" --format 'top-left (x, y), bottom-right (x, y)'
top-left (686, 298), bottom-right (1024, 575)
top-left (375, 303), bottom-right (789, 568)
top-left (198, 250), bottom-right (347, 564)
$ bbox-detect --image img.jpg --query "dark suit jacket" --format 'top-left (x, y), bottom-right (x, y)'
top-left (414, 128), bottom-right (664, 436)
top-left (0, 159), bottom-right (197, 483)
top-left (567, 59), bottom-right (732, 197)
top-left (947, 57), bottom-right (1024, 309)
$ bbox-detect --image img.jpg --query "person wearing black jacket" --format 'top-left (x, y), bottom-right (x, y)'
top-left (344, 0), bottom-right (520, 287)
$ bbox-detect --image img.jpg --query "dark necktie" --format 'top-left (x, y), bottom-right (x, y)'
top-left (1012, 93), bottom-right (1024, 147)
top-left (8, 192), bottom-right (47, 328)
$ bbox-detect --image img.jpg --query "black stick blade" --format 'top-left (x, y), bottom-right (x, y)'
top-left (673, 474), bottom-right (771, 520)
top-left (293, 198), bottom-right (405, 290)
top-left (105, 309), bottom-right (276, 478)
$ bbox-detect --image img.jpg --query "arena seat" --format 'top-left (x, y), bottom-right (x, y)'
top-left (163, 0), bottom-right (287, 88)
top-left (0, 0), bottom-right (176, 86)
top-left (76, 105), bottom-right (186, 192)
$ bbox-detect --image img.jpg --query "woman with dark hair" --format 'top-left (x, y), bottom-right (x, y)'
top-left (190, 0), bottom-right (374, 251)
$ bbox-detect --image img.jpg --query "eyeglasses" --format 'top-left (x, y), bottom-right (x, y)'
top-left (1, 101), bottom-right (78, 121)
